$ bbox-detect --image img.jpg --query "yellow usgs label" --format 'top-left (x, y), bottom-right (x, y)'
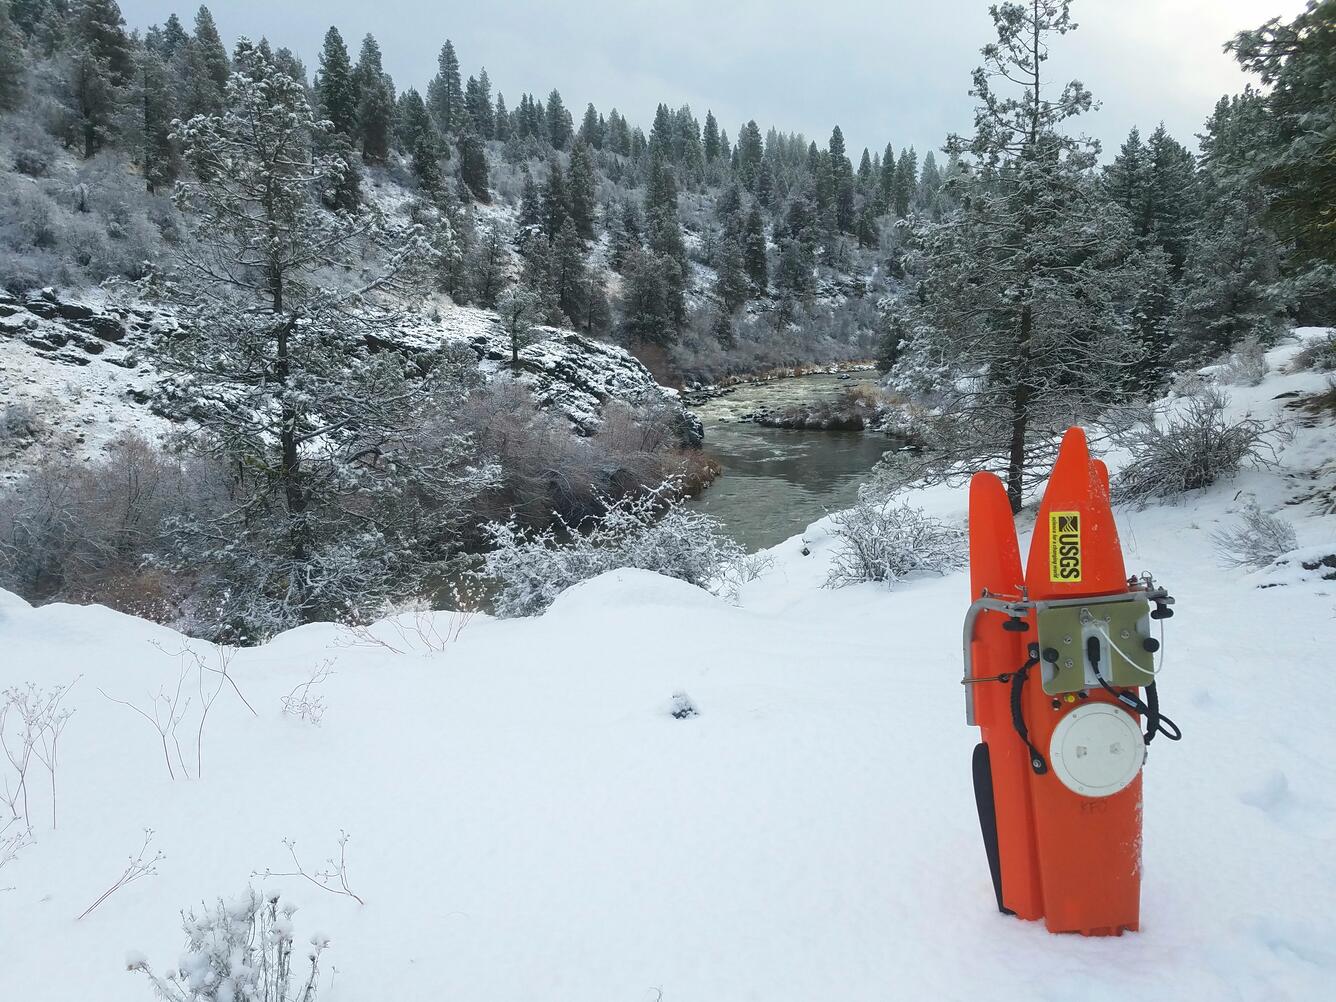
top-left (1049, 511), bottom-right (1082, 582)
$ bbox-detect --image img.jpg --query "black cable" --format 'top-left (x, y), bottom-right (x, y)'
top-left (1086, 636), bottom-right (1182, 746)
top-left (1008, 655), bottom-right (1048, 775)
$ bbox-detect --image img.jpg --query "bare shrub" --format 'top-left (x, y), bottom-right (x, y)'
top-left (128, 888), bottom-right (329, 1002)
top-left (825, 495), bottom-right (966, 588)
top-left (1, 816), bottom-right (32, 885)
top-left (1114, 386), bottom-right (1285, 505)
top-left (1, 679), bottom-right (76, 831)
top-left (253, 832), bottom-right (365, 906)
top-left (1291, 330), bottom-right (1336, 372)
top-left (477, 481), bottom-right (748, 617)
top-left (77, 828), bottom-right (163, 921)
top-left (0, 402), bottom-right (44, 446)
top-left (1212, 502), bottom-right (1299, 569)
top-left (0, 433), bottom-right (223, 615)
top-left (1221, 336), bottom-right (1269, 386)
top-left (281, 662), bottom-right (334, 725)
top-left (100, 645), bottom-right (250, 781)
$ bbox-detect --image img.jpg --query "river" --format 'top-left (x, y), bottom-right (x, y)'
top-left (683, 371), bottom-right (894, 552)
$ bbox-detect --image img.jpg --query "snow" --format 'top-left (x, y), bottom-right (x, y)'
top-left (0, 288), bottom-right (699, 482)
top-left (1, 335), bottom-right (1334, 1000)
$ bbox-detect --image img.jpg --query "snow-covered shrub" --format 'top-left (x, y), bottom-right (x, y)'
top-left (1211, 502), bottom-right (1299, 570)
top-left (825, 495), bottom-right (966, 588)
top-left (1114, 386), bottom-right (1282, 505)
top-left (1292, 330), bottom-right (1336, 372)
top-left (477, 483), bottom-right (747, 617)
top-left (1222, 336), bottom-right (1269, 386)
top-left (0, 434), bottom-right (224, 616)
top-left (0, 402), bottom-right (43, 444)
top-left (128, 889), bottom-right (329, 1002)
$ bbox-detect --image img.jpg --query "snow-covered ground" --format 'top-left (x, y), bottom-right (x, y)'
top-left (1, 336), bottom-right (1333, 1001)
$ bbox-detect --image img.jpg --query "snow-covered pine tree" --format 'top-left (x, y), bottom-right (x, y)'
top-left (314, 26), bottom-right (357, 138)
top-left (567, 140), bottom-right (597, 240)
top-left (895, 0), bottom-right (1145, 512)
top-left (495, 285), bottom-right (544, 370)
top-left (1174, 89), bottom-right (1286, 358)
top-left (427, 39), bottom-right (463, 134)
top-left (181, 5), bottom-right (229, 119)
top-left (1230, 0), bottom-right (1336, 321)
top-left (353, 34), bottom-right (394, 163)
top-left (0, 0), bottom-right (27, 111)
top-left (458, 129), bottom-right (490, 202)
top-left (163, 39), bottom-right (492, 638)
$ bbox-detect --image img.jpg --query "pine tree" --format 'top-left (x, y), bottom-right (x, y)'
top-left (892, 147), bottom-right (917, 218)
top-left (711, 307), bottom-right (736, 349)
top-left (898, 0), bottom-right (1142, 512)
top-left (350, 35), bottom-right (393, 161)
top-left (518, 168), bottom-right (543, 232)
top-left (878, 141), bottom-right (896, 212)
top-left (1174, 91), bottom-right (1285, 356)
top-left (139, 45), bottom-right (179, 192)
top-left (168, 39), bottom-right (477, 635)
top-left (546, 88), bottom-right (571, 149)
top-left (552, 219), bottom-right (588, 324)
top-left (469, 223), bottom-right (510, 308)
top-left (1230, 1), bottom-right (1336, 273)
top-left (494, 92), bottom-right (509, 140)
top-left (713, 233), bottom-right (749, 313)
top-left (464, 69), bottom-right (494, 138)
top-left (541, 155), bottom-right (568, 238)
top-left (459, 131), bottom-right (490, 202)
top-left (703, 110), bottom-right (719, 162)
top-left (567, 141), bottom-right (597, 240)
top-left (76, 0), bottom-right (134, 84)
top-left (315, 27), bottom-right (357, 137)
top-left (427, 39), bottom-right (463, 134)
top-left (579, 102), bottom-right (602, 148)
top-left (608, 199), bottom-right (642, 272)
top-left (737, 120), bottom-right (763, 190)
top-left (743, 206), bottom-right (768, 294)
top-left (412, 135), bottom-right (443, 197)
top-left (618, 248), bottom-right (673, 345)
top-left (645, 148), bottom-right (688, 328)
top-left (66, 43), bottom-right (118, 157)
top-left (158, 12), bottom-right (189, 58)
top-left (0, 0), bottom-right (26, 111)
top-left (354, 35), bottom-right (394, 164)
top-left (495, 286), bottom-right (544, 370)
top-left (396, 88), bottom-right (433, 153)
top-left (833, 127), bottom-right (856, 232)
top-left (181, 6), bottom-right (229, 118)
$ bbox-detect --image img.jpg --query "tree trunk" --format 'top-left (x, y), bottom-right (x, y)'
top-left (1006, 303), bottom-right (1033, 514)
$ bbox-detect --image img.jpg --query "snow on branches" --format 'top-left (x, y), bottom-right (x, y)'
top-left (477, 481), bottom-right (751, 617)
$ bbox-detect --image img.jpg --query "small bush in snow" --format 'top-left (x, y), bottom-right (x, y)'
top-left (1211, 502), bottom-right (1299, 570)
top-left (477, 482), bottom-right (747, 617)
top-left (129, 888), bottom-right (328, 1002)
top-left (0, 402), bottom-right (43, 444)
top-left (1114, 386), bottom-right (1283, 505)
top-left (825, 495), bottom-right (966, 588)
top-left (1221, 336), bottom-right (1269, 386)
top-left (1292, 330), bottom-right (1336, 372)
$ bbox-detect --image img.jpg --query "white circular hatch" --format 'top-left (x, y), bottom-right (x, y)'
top-left (1049, 702), bottom-right (1145, 798)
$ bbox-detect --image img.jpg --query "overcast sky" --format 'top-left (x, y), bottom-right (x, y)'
top-left (119, 0), bottom-right (1305, 160)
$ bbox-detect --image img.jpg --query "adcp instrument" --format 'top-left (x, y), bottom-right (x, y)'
top-left (962, 427), bottom-right (1181, 936)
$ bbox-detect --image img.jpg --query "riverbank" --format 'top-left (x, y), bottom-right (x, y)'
top-left (681, 359), bottom-right (879, 407)
top-left (681, 371), bottom-right (894, 551)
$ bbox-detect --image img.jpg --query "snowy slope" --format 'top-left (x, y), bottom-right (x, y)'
top-left (1, 335), bottom-right (1333, 1001)
top-left (0, 288), bottom-right (700, 482)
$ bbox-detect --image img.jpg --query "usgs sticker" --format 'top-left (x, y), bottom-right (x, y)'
top-left (1049, 511), bottom-right (1082, 582)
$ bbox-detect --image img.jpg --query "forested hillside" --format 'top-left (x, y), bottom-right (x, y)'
top-left (0, 0), bottom-right (1331, 641)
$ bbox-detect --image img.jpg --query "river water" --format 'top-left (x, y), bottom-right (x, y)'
top-left (683, 371), bottom-right (894, 552)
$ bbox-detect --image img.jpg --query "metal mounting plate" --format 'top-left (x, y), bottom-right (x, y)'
top-left (1036, 594), bottom-right (1154, 695)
